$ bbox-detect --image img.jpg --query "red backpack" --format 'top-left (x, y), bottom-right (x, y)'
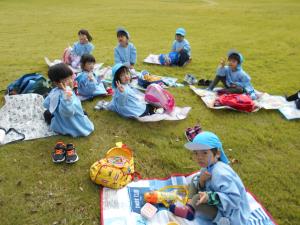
top-left (216, 94), bottom-right (255, 112)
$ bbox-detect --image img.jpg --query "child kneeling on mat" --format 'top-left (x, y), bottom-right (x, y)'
top-left (208, 50), bottom-right (257, 100)
top-left (43, 63), bottom-right (94, 137)
top-left (76, 54), bottom-right (108, 99)
top-left (107, 63), bottom-right (163, 118)
top-left (170, 131), bottom-right (251, 224)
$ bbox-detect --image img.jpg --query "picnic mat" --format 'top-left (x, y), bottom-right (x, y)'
top-left (95, 100), bottom-right (191, 122)
top-left (143, 54), bottom-right (162, 65)
top-left (98, 66), bottom-right (180, 90)
top-left (0, 94), bottom-right (56, 145)
top-left (137, 107), bottom-right (191, 122)
top-left (190, 86), bottom-right (300, 120)
top-left (100, 172), bottom-right (277, 225)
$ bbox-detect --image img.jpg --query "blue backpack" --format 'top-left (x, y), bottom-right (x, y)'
top-left (7, 73), bottom-right (52, 96)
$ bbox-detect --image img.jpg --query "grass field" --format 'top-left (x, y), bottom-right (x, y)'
top-left (0, 0), bottom-right (299, 224)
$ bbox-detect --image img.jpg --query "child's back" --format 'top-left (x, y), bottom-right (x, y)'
top-left (44, 87), bottom-right (94, 137)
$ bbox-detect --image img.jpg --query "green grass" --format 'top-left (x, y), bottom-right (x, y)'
top-left (0, 0), bottom-right (299, 224)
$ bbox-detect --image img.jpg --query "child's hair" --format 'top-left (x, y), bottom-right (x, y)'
top-left (80, 54), bottom-right (96, 70)
top-left (115, 66), bottom-right (129, 84)
top-left (117, 30), bottom-right (129, 39)
top-left (210, 148), bottom-right (220, 161)
top-left (48, 63), bottom-right (73, 82)
top-left (78, 29), bottom-right (93, 42)
top-left (228, 53), bottom-right (241, 64)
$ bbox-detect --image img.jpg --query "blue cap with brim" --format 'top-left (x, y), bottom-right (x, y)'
top-left (175, 28), bottom-right (186, 36)
top-left (111, 63), bottom-right (128, 89)
top-left (184, 131), bottom-right (229, 164)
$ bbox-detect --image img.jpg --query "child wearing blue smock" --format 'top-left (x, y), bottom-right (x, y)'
top-left (76, 54), bottom-right (107, 100)
top-left (159, 28), bottom-right (191, 67)
top-left (43, 63), bottom-right (94, 137)
top-left (170, 131), bottom-right (251, 225)
top-left (114, 28), bottom-right (137, 69)
top-left (70, 29), bottom-right (94, 68)
top-left (107, 63), bottom-right (161, 118)
top-left (208, 51), bottom-right (257, 99)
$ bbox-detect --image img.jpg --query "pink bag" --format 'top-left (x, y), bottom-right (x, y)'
top-left (145, 84), bottom-right (175, 113)
top-left (62, 47), bottom-right (72, 64)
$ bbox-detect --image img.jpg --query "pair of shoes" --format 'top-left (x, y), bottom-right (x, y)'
top-left (94, 100), bottom-right (110, 110)
top-left (198, 79), bottom-right (212, 86)
top-left (52, 142), bottom-right (79, 164)
top-left (185, 125), bottom-right (202, 142)
top-left (184, 74), bottom-right (197, 85)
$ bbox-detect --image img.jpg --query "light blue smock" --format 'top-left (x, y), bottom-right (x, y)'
top-left (76, 71), bottom-right (107, 98)
top-left (171, 39), bottom-right (191, 56)
top-left (114, 42), bottom-right (137, 66)
top-left (194, 161), bottom-right (251, 225)
top-left (43, 88), bottom-right (94, 137)
top-left (72, 41), bottom-right (94, 56)
top-left (107, 84), bottom-right (146, 118)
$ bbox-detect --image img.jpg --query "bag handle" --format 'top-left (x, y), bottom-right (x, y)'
top-left (130, 171), bottom-right (142, 181)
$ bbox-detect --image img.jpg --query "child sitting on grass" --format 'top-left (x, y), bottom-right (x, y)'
top-left (76, 54), bottom-right (107, 99)
top-left (170, 131), bottom-right (251, 224)
top-left (208, 50), bottom-right (257, 99)
top-left (107, 63), bottom-right (163, 118)
top-left (43, 63), bottom-right (94, 137)
top-left (159, 28), bottom-right (191, 67)
top-left (70, 29), bottom-right (94, 68)
top-left (114, 28), bottom-right (137, 69)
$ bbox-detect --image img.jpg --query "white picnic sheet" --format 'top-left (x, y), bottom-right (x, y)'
top-left (100, 172), bottom-right (276, 225)
top-left (143, 54), bottom-right (161, 65)
top-left (190, 86), bottom-right (300, 120)
top-left (0, 94), bottom-right (57, 145)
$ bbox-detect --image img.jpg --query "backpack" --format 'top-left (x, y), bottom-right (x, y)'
top-left (7, 73), bottom-right (52, 96)
top-left (62, 47), bottom-right (72, 64)
top-left (216, 94), bottom-right (255, 112)
top-left (145, 83), bottom-right (175, 113)
top-left (90, 143), bottom-right (137, 189)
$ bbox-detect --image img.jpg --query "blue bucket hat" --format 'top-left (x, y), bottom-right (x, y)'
top-left (184, 131), bottom-right (229, 164)
top-left (116, 27), bottom-right (130, 39)
top-left (227, 50), bottom-right (243, 70)
top-left (111, 63), bottom-right (128, 89)
top-left (175, 28), bottom-right (186, 36)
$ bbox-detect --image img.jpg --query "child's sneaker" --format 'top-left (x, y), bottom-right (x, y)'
top-left (169, 203), bottom-right (195, 221)
top-left (155, 108), bottom-right (165, 114)
top-left (185, 125), bottom-right (202, 141)
top-left (52, 142), bottom-right (66, 163)
top-left (65, 143), bottom-right (79, 164)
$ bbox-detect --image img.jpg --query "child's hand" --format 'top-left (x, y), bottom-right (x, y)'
top-left (196, 192), bottom-right (209, 205)
top-left (88, 72), bottom-right (94, 81)
top-left (60, 82), bottom-right (72, 99)
top-left (177, 47), bottom-right (183, 53)
top-left (199, 171), bottom-right (211, 188)
top-left (220, 58), bottom-right (226, 67)
top-left (116, 81), bottom-right (125, 93)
